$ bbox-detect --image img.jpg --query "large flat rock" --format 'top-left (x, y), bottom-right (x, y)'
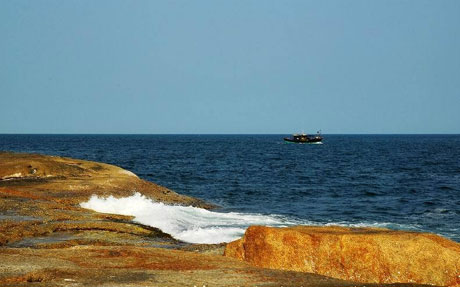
top-left (0, 151), bottom-right (213, 208)
top-left (224, 225), bottom-right (460, 286)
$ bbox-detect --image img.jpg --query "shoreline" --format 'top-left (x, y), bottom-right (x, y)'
top-left (0, 152), bottom-right (457, 286)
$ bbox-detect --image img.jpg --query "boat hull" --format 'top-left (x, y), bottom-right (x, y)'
top-left (284, 137), bottom-right (322, 144)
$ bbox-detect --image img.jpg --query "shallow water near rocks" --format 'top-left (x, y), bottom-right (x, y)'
top-left (1, 134), bottom-right (459, 242)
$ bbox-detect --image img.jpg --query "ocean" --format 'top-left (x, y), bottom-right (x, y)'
top-left (1, 134), bottom-right (459, 243)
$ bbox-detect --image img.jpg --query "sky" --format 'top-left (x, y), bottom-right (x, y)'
top-left (1, 0), bottom-right (459, 134)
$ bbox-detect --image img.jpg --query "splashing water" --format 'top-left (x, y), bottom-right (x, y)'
top-left (80, 193), bottom-right (297, 244)
top-left (81, 193), bottom-right (434, 244)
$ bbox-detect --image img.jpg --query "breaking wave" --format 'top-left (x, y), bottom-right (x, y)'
top-left (80, 193), bottom-right (427, 244)
top-left (80, 193), bottom-right (298, 244)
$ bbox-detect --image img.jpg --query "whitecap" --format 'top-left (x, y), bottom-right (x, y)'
top-left (80, 193), bottom-right (296, 244)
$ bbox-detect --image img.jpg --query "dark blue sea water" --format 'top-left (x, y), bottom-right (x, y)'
top-left (1, 134), bottom-right (459, 242)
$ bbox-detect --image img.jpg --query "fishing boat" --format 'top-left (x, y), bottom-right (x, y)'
top-left (284, 131), bottom-right (323, 144)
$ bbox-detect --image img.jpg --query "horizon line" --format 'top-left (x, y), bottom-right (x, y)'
top-left (1, 133), bottom-right (460, 136)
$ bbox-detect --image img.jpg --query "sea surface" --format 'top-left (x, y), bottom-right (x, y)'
top-left (1, 134), bottom-right (459, 243)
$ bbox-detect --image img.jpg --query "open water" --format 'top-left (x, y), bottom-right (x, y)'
top-left (1, 134), bottom-right (459, 243)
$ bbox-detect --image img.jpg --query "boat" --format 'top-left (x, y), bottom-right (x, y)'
top-left (284, 131), bottom-right (323, 144)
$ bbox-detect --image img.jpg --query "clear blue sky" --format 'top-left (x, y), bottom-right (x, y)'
top-left (1, 0), bottom-right (459, 134)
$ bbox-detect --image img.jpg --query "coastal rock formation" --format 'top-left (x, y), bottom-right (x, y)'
top-left (225, 225), bottom-right (460, 286)
top-left (0, 152), bottom-right (443, 286)
top-left (0, 152), bottom-right (213, 208)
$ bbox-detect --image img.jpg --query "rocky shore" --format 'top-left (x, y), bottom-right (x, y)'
top-left (225, 226), bottom-right (460, 286)
top-left (0, 152), bottom-right (456, 286)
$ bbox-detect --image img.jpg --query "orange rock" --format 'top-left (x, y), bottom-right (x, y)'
top-left (224, 225), bottom-right (460, 286)
top-left (0, 152), bottom-right (214, 208)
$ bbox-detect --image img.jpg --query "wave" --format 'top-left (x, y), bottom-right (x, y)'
top-left (80, 193), bottom-right (427, 244)
top-left (80, 193), bottom-right (299, 244)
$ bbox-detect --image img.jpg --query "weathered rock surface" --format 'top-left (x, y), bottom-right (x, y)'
top-left (3, 245), bottom-right (411, 287)
top-left (0, 151), bottom-right (213, 208)
top-left (225, 225), bottom-right (460, 286)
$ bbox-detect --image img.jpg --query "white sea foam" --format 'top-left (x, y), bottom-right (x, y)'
top-left (80, 193), bottom-right (296, 244)
top-left (80, 193), bottom-right (429, 244)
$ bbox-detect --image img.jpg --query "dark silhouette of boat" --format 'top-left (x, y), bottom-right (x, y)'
top-left (284, 131), bottom-right (323, 144)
